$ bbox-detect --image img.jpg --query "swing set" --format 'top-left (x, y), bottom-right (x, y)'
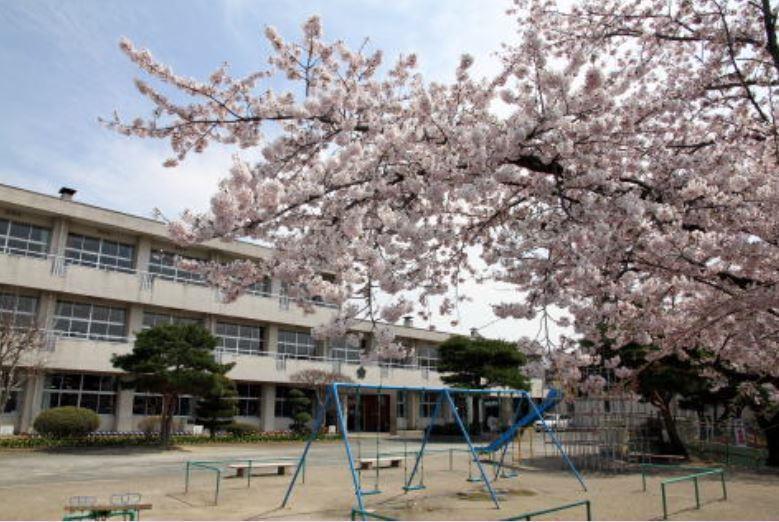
top-left (281, 383), bottom-right (586, 517)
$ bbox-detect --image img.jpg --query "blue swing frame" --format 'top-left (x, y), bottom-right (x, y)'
top-left (281, 383), bottom-right (586, 516)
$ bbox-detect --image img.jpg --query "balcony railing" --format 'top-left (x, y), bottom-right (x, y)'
top-left (0, 246), bottom-right (340, 310)
top-left (42, 330), bottom-right (431, 372)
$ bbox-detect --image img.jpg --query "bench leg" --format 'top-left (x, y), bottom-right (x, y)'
top-left (278, 467), bottom-right (286, 476)
top-left (236, 468), bottom-right (245, 478)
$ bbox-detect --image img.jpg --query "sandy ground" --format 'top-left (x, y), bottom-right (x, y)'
top-left (0, 438), bottom-right (778, 520)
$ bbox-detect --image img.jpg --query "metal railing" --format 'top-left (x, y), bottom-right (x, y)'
top-left (46, 331), bottom-right (435, 373)
top-left (639, 464), bottom-right (727, 520)
top-left (0, 246), bottom-right (340, 309)
top-left (502, 500), bottom-right (592, 521)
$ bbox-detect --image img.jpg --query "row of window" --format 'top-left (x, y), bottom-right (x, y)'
top-left (5, 374), bottom-right (444, 419)
top-left (1, 218), bottom-right (340, 310)
top-left (0, 290), bottom-right (436, 366)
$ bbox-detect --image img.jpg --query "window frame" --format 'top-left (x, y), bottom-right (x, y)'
top-left (43, 373), bottom-right (117, 415)
top-left (64, 233), bottom-right (135, 273)
top-left (53, 300), bottom-right (127, 342)
top-left (0, 218), bottom-right (51, 258)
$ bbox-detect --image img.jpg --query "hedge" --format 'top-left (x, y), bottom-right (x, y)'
top-left (33, 407), bottom-right (100, 437)
top-left (0, 431), bottom-right (340, 449)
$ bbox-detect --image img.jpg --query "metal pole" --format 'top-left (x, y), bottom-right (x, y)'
top-left (281, 387), bottom-right (331, 507)
top-left (720, 470), bottom-right (727, 500)
top-left (661, 482), bottom-right (668, 520)
top-left (405, 392), bottom-right (443, 488)
top-left (449, 448), bottom-right (453, 471)
top-left (527, 396), bottom-right (587, 491)
top-left (444, 390), bottom-right (501, 509)
top-left (332, 383), bottom-right (368, 516)
top-left (642, 470), bottom-right (646, 492)
top-left (248, 459), bottom-right (252, 489)
top-left (215, 469), bottom-right (221, 506)
top-left (585, 500), bottom-right (592, 521)
top-left (185, 461), bottom-right (190, 493)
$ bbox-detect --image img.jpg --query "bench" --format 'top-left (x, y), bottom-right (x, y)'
top-left (629, 452), bottom-right (687, 464)
top-left (228, 462), bottom-right (296, 477)
top-left (358, 457), bottom-right (402, 470)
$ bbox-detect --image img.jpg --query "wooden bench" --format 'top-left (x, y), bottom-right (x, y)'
top-left (228, 462), bottom-right (295, 477)
top-left (358, 457), bottom-right (402, 470)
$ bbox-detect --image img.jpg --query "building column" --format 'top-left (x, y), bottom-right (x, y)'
top-left (18, 370), bottom-right (45, 433)
top-left (266, 324), bottom-right (278, 353)
top-left (36, 292), bottom-right (57, 331)
top-left (136, 237), bottom-right (151, 273)
top-left (127, 304), bottom-right (144, 338)
top-left (388, 390), bottom-right (398, 434)
top-left (260, 383), bottom-right (276, 432)
top-left (49, 218), bottom-right (69, 257)
top-left (407, 391), bottom-right (420, 430)
top-left (114, 387), bottom-right (135, 432)
top-left (465, 397), bottom-right (474, 425)
top-left (500, 397), bottom-right (514, 427)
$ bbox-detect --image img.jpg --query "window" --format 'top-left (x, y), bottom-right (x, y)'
top-left (396, 391), bottom-right (406, 419)
top-left (417, 345), bottom-right (439, 370)
top-left (235, 382), bottom-right (261, 417)
top-left (148, 250), bottom-right (205, 285)
top-left (215, 322), bottom-right (263, 355)
top-left (132, 390), bottom-right (192, 416)
top-left (3, 389), bottom-right (19, 413)
top-left (274, 386), bottom-right (292, 417)
top-left (53, 300), bottom-right (127, 341)
top-left (330, 337), bottom-right (361, 363)
top-left (277, 330), bottom-right (315, 359)
top-left (43, 373), bottom-right (116, 414)
top-left (0, 292), bottom-right (38, 326)
top-left (0, 218), bottom-right (50, 258)
top-left (419, 392), bottom-right (438, 418)
top-left (141, 311), bottom-right (201, 329)
top-left (274, 386), bottom-right (312, 417)
top-left (247, 277), bottom-right (273, 297)
top-left (65, 233), bottom-right (135, 272)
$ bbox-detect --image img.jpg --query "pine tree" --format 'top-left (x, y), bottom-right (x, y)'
top-left (195, 375), bottom-right (238, 439)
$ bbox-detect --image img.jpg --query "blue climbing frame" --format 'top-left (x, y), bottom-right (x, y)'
top-left (281, 383), bottom-right (587, 514)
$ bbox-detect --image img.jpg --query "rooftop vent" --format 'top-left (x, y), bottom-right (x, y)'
top-left (403, 315), bottom-right (413, 327)
top-left (59, 187), bottom-right (77, 201)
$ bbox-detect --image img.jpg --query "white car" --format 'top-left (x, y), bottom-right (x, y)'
top-left (534, 414), bottom-right (570, 432)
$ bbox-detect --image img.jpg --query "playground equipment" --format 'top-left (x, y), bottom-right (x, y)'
top-left (349, 500), bottom-right (593, 521)
top-left (282, 383), bottom-right (586, 516)
top-left (638, 463), bottom-right (727, 519)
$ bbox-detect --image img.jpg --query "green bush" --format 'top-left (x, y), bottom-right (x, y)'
top-left (0, 431), bottom-right (340, 449)
top-left (225, 422), bottom-right (261, 437)
top-left (33, 407), bottom-right (100, 437)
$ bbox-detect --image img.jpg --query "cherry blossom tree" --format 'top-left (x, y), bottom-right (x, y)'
top-left (108, 1), bottom-right (779, 460)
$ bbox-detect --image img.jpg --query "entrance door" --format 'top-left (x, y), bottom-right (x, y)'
top-left (362, 394), bottom-right (390, 432)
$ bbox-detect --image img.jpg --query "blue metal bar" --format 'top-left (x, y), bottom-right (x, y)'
top-left (526, 399), bottom-right (587, 491)
top-left (494, 397), bottom-right (525, 480)
top-left (404, 392), bottom-right (443, 489)
top-left (331, 382), bottom-right (530, 395)
top-left (444, 389), bottom-right (501, 509)
top-left (281, 386), bottom-right (331, 507)
top-left (332, 383), bottom-right (368, 516)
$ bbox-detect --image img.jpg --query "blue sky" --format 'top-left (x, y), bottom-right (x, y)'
top-left (0, 1), bottom-right (566, 342)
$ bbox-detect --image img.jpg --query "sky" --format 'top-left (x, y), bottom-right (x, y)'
top-left (0, 0), bottom-right (569, 342)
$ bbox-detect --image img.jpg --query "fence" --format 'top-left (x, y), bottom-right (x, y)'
top-left (638, 464), bottom-right (727, 520)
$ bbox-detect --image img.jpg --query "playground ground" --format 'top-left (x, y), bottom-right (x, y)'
top-left (1, 435), bottom-right (778, 520)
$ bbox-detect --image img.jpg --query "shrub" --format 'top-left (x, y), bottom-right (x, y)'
top-left (225, 422), bottom-right (261, 437)
top-left (137, 416), bottom-right (188, 436)
top-left (33, 407), bottom-right (99, 437)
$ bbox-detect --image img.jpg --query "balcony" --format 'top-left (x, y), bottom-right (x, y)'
top-left (27, 332), bottom-right (441, 387)
top-left (0, 247), bottom-right (340, 327)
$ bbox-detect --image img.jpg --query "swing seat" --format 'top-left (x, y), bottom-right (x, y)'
top-left (466, 476), bottom-right (484, 482)
top-left (499, 470), bottom-right (519, 478)
top-left (359, 489), bottom-right (382, 496)
top-left (402, 484), bottom-right (427, 491)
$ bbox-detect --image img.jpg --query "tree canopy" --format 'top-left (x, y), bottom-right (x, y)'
top-left (112, 323), bottom-right (233, 446)
top-left (438, 335), bottom-right (529, 390)
top-left (110, 0), bottom-right (779, 433)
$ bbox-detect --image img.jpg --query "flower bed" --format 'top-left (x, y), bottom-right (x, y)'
top-left (0, 431), bottom-right (340, 449)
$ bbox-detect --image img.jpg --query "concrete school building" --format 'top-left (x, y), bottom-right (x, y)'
top-left (0, 183), bottom-right (541, 435)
